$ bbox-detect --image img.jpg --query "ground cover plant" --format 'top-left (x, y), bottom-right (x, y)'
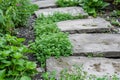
top-left (79, 0), bottom-right (109, 17)
top-left (0, 34), bottom-right (37, 80)
top-left (56, 0), bottom-right (80, 7)
top-left (0, 0), bottom-right (38, 33)
top-left (114, 0), bottom-right (120, 5)
top-left (0, 1), bottom-right (38, 79)
top-left (103, 10), bottom-right (120, 27)
top-left (56, 0), bottom-right (109, 17)
top-left (30, 13), bottom-right (87, 67)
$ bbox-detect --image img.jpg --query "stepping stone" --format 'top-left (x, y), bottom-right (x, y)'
top-left (57, 17), bottom-right (113, 33)
top-left (118, 28), bottom-right (120, 33)
top-left (31, 0), bottom-right (37, 2)
top-left (69, 34), bottom-right (120, 57)
top-left (46, 57), bottom-right (120, 79)
top-left (35, 7), bottom-right (88, 17)
top-left (33, 0), bottom-right (56, 8)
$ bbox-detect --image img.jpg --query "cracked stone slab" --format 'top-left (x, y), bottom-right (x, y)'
top-left (57, 17), bottom-right (113, 33)
top-left (46, 57), bottom-right (120, 79)
top-left (69, 34), bottom-right (120, 57)
top-left (33, 0), bottom-right (56, 8)
top-left (35, 7), bottom-right (88, 17)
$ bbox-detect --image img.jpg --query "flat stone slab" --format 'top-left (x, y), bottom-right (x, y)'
top-left (33, 0), bottom-right (56, 8)
top-left (35, 7), bottom-right (88, 17)
top-left (69, 34), bottom-right (120, 57)
top-left (47, 57), bottom-right (120, 79)
top-left (57, 17), bottom-right (113, 33)
top-left (118, 28), bottom-right (120, 33)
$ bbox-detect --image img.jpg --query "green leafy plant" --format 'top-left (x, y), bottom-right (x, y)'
top-left (56, 0), bottom-right (79, 7)
top-left (42, 71), bottom-right (56, 80)
top-left (111, 19), bottom-right (120, 27)
top-left (30, 13), bottom-right (86, 67)
top-left (35, 23), bottom-right (60, 36)
top-left (56, 0), bottom-right (109, 17)
top-left (114, 0), bottom-right (120, 5)
top-left (0, 34), bottom-right (37, 80)
top-left (111, 10), bottom-right (120, 17)
top-left (0, 0), bottom-right (38, 33)
top-left (108, 10), bottom-right (120, 27)
top-left (31, 33), bottom-right (72, 67)
top-left (36, 13), bottom-right (87, 24)
top-left (79, 0), bottom-right (109, 17)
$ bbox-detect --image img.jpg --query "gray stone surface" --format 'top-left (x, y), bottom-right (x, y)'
top-left (37, 67), bottom-right (45, 72)
top-left (31, 0), bottom-right (42, 2)
top-left (57, 17), bottom-right (113, 33)
top-left (47, 57), bottom-right (120, 79)
top-left (118, 28), bottom-right (120, 33)
top-left (69, 34), bottom-right (120, 57)
top-left (35, 7), bottom-right (88, 17)
top-left (33, 0), bottom-right (56, 8)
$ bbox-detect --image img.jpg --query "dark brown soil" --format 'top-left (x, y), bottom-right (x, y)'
top-left (16, 15), bottom-right (43, 80)
top-left (16, 15), bottom-right (36, 45)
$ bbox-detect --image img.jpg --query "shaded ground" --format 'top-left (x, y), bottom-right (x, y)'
top-left (16, 15), bottom-right (36, 45)
top-left (16, 15), bottom-right (43, 80)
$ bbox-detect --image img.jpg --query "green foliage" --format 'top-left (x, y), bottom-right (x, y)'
top-left (108, 10), bottom-right (120, 27)
top-left (79, 0), bottom-right (109, 17)
top-left (56, 0), bottom-right (109, 17)
top-left (35, 23), bottom-right (60, 36)
top-left (0, 34), bottom-right (37, 80)
top-left (42, 71), bottom-right (56, 80)
top-left (56, 0), bottom-right (79, 7)
top-left (59, 65), bottom-right (88, 80)
top-left (34, 13), bottom-right (86, 36)
top-left (111, 19), bottom-right (120, 27)
top-left (114, 0), bottom-right (120, 5)
top-left (36, 13), bottom-right (86, 24)
top-left (30, 13), bottom-right (86, 67)
top-left (111, 10), bottom-right (120, 17)
top-left (0, 0), bottom-right (38, 33)
top-left (31, 33), bottom-right (72, 66)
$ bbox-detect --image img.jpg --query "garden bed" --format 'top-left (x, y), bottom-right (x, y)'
top-left (0, 0), bottom-right (120, 80)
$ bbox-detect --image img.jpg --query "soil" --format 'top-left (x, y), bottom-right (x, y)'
top-left (16, 15), bottom-right (36, 45)
top-left (16, 15), bottom-right (43, 80)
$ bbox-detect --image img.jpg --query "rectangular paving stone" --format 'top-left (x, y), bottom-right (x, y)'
top-left (35, 7), bottom-right (88, 17)
top-left (69, 34), bottom-right (120, 57)
top-left (57, 17), bottom-right (113, 33)
top-left (33, 0), bottom-right (56, 8)
top-left (31, 0), bottom-right (38, 2)
top-left (118, 28), bottom-right (120, 33)
top-left (47, 57), bottom-right (120, 79)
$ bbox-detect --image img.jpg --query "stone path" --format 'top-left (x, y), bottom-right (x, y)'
top-left (47, 57), bottom-right (120, 79)
top-left (33, 0), bottom-right (56, 8)
top-left (69, 34), bottom-right (120, 57)
top-left (33, 0), bottom-right (120, 79)
top-left (35, 7), bottom-right (88, 17)
top-left (57, 17), bottom-right (113, 33)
